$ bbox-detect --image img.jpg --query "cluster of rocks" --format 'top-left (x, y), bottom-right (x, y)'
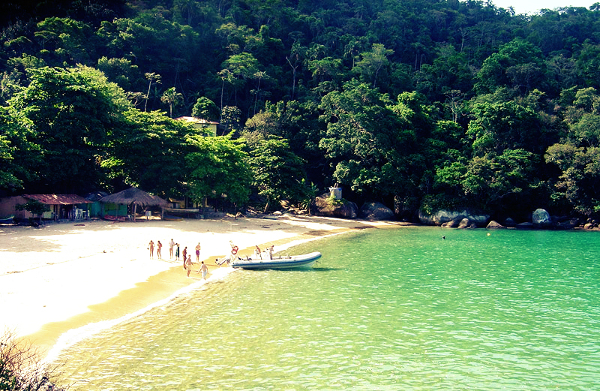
top-left (420, 208), bottom-right (589, 231)
top-left (417, 209), bottom-right (489, 228)
top-left (311, 193), bottom-right (394, 220)
top-left (306, 192), bottom-right (596, 231)
top-left (484, 209), bottom-right (584, 230)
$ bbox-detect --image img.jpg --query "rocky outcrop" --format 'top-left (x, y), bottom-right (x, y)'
top-left (486, 220), bottom-right (506, 229)
top-left (441, 218), bottom-right (462, 228)
top-left (418, 209), bottom-right (490, 227)
top-left (457, 218), bottom-right (477, 229)
top-left (360, 202), bottom-right (394, 220)
top-left (312, 194), bottom-right (358, 218)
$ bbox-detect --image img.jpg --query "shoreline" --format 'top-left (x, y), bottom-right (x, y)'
top-left (0, 215), bottom-right (403, 357)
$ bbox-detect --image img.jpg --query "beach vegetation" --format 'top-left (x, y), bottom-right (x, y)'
top-left (299, 180), bottom-right (319, 214)
top-left (0, 330), bottom-right (67, 390)
top-left (325, 194), bottom-right (344, 207)
top-left (1, 0), bottom-right (600, 219)
top-left (15, 200), bottom-right (49, 223)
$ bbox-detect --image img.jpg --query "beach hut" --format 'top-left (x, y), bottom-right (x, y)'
top-left (99, 187), bottom-right (168, 221)
top-left (84, 191), bottom-right (108, 218)
top-left (0, 194), bottom-right (91, 221)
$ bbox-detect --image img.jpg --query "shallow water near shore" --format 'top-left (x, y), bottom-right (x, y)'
top-left (55, 227), bottom-right (600, 389)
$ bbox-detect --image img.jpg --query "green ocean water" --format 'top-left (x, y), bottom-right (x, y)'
top-left (56, 227), bottom-right (600, 390)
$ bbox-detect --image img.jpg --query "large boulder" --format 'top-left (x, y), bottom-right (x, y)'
top-left (312, 194), bottom-right (358, 218)
top-left (532, 208), bottom-right (552, 227)
top-left (360, 202), bottom-right (395, 220)
top-left (457, 218), bottom-right (477, 229)
top-left (418, 209), bottom-right (490, 227)
top-left (442, 218), bottom-right (463, 228)
top-left (486, 220), bottom-right (506, 229)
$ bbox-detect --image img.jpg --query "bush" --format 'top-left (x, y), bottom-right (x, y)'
top-left (0, 330), bottom-right (66, 390)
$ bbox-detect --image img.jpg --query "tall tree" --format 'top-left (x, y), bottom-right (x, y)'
top-left (185, 135), bottom-right (251, 209)
top-left (545, 87), bottom-right (600, 215)
top-left (353, 43), bottom-right (393, 88)
top-left (319, 81), bottom-right (418, 200)
top-left (144, 72), bottom-right (161, 112)
top-left (161, 87), bottom-right (183, 118)
top-left (103, 109), bottom-right (192, 196)
top-left (247, 136), bottom-right (307, 212)
top-left (191, 97), bottom-right (219, 121)
top-left (8, 65), bottom-right (130, 193)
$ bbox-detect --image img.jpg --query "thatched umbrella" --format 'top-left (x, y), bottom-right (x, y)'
top-left (99, 187), bottom-right (168, 221)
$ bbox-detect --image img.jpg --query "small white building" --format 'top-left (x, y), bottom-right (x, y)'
top-left (175, 116), bottom-right (218, 137)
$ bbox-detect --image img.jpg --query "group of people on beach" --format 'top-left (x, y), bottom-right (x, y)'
top-left (148, 239), bottom-right (208, 279)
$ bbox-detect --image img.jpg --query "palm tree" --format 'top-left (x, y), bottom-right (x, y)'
top-left (144, 72), bottom-right (161, 112)
top-left (161, 87), bottom-right (183, 118)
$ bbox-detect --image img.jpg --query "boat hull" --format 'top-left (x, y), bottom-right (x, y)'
top-left (232, 251), bottom-right (321, 270)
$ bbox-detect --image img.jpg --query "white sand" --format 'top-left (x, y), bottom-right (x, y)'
top-left (0, 215), bottom-right (389, 341)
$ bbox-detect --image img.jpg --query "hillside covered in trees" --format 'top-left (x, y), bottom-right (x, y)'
top-left (1, 0), bottom-right (600, 221)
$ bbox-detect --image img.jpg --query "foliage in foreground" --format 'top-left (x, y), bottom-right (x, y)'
top-left (0, 330), bottom-right (66, 391)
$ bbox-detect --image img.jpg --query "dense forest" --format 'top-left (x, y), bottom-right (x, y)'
top-left (1, 0), bottom-right (600, 221)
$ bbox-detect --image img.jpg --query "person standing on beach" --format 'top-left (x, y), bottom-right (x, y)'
top-left (185, 254), bottom-right (193, 277)
top-left (182, 246), bottom-right (188, 269)
top-left (199, 261), bottom-right (208, 279)
top-left (157, 241), bottom-right (162, 259)
top-left (169, 239), bottom-right (175, 259)
top-left (195, 242), bottom-right (201, 262)
top-left (175, 243), bottom-right (180, 262)
top-left (148, 240), bottom-right (154, 259)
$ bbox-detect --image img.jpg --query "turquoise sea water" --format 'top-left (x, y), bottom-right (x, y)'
top-left (56, 227), bottom-right (600, 390)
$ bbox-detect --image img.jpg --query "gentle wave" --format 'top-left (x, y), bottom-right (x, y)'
top-left (42, 266), bottom-right (238, 365)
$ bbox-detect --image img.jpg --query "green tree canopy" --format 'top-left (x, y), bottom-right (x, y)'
top-left (191, 97), bottom-right (219, 121)
top-left (319, 81), bottom-right (421, 200)
top-left (8, 65), bottom-right (129, 193)
top-left (246, 136), bottom-right (307, 212)
top-left (185, 135), bottom-right (251, 209)
top-left (545, 87), bottom-right (600, 215)
top-left (102, 109), bottom-right (192, 196)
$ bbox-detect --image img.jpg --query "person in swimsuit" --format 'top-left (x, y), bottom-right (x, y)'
top-left (182, 246), bottom-right (188, 269)
top-left (148, 240), bottom-right (154, 259)
top-left (195, 242), bottom-right (201, 262)
top-left (175, 243), bottom-right (180, 262)
top-left (157, 241), bottom-right (162, 259)
top-left (199, 261), bottom-right (208, 279)
top-left (169, 239), bottom-right (175, 259)
top-left (186, 255), bottom-right (193, 277)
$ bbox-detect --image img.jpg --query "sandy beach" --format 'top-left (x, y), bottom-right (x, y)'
top-left (0, 214), bottom-right (400, 353)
